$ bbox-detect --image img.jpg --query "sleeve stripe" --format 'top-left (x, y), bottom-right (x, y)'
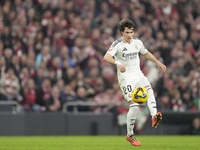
top-left (112, 38), bottom-right (122, 47)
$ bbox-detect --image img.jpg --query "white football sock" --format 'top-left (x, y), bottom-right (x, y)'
top-left (127, 103), bottom-right (139, 137)
top-left (146, 87), bottom-right (157, 118)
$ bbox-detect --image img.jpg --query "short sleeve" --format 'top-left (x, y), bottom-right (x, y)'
top-left (106, 42), bottom-right (118, 56)
top-left (139, 41), bottom-right (148, 55)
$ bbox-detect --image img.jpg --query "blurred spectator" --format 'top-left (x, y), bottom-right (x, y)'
top-left (53, 10), bottom-right (67, 31)
top-left (177, 77), bottom-right (196, 110)
top-left (19, 67), bottom-right (30, 92)
top-left (56, 78), bottom-right (65, 92)
top-left (101, 62), bottom-right (115, 88)
top-left (11, 55), bottom-right (21, 76)
top-left (33, 67), bottom-right (44, 87)
top-left (51, 56), bottom-right (62, 79)
top-left (160, 40), bottom-right (171, 66)
top-left (58, 45), bottom-right (69, 68)
top-left (0, 67), bottom-right (20, 100)
top-left (0, 56), bottom-right (6, 77)
top-left (76, 71), bottom-right (84, 87)
top-left (20, 78), bottom-right (40, 113)
top-left (52, 31), bottom-right (65, 54)
top-left (20, 54), bottom-right (28, 68)
top-left (4, 48), bottom-right (13, 67)
top-left (36, 78), bottom-right (52, 106)
top-left (83, 77), bottom-right (95, 100)
top-left (181, 90), bottom-right (196, 110)
top-left (94, 77), bottom-right (105, 94)
top-left (157, 94), bottom-right (171, 110)
top-left (0, 86), bottom-right (7, 100)
top-left (48, 68), bottom-right (57, 86)
top-left (13, 40), bottom-right (23, 57)
top-left (171, 89), bottom-right (184, 112)
top-left (45, 86), bottom-right (61, 112)
top-left (61, 59), bottom-right (69, 74)
top-left (75, 86), bottom-right (90, 112)
top-left (93, 88), bottom-right (116, 113)
top-left (0, 42), bottom-right (4, 55)
top-left (155, 71), bottom-right (170, 98)
top-left (35, 45), bottom-right (51, 69)
top-left (62, 67), bottom-right (76, 84)
top-left (1, 26), bottom-right (13, 49)
top-left (93, 91), bottom-right (111, 114)
top-left (188, 117), bottom-right (200, 135)
top-left (69, 79), bottom-right (77, 92)
top-left (60, 85), bottom-right (76, 112)
top-left (188, 69), bottom-right (199, 98)
top-left (26, 57), bottom-right (36, 77)
top-left (89, 67), bottom-right (100, 88)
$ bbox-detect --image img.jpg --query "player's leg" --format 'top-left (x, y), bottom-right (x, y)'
top-left (120, 81), bottom-right (141, 146)
top-left (126, 100), bottom-right (141, 146)
top-left (144, 85), bottom-right (157, 117)
top-left (139, 76), bottom-right (162, 128)
top-left (144, 85), bottom-right (162, 128)
top-left (127, 100), bottom-right (139, 137)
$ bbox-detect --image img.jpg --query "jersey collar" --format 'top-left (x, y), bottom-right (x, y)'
top-left (121, 37), bottom-right (126, 43)
top-left (121, 37), bottom-right (133, 44)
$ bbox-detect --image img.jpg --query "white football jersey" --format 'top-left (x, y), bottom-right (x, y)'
top-left (107, 37), bottom-right (147, 84)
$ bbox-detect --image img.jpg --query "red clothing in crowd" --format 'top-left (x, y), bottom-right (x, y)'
top-left (25, 89), bottom-right (37, 105)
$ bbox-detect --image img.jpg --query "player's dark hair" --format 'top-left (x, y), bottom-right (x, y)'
top-left (118, 19), bottom-right (136, 34)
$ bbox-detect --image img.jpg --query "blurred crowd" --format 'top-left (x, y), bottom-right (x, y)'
top-left (0, 0), bottom-right (199, 113)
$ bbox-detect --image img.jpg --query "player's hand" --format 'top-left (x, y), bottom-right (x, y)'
top-left (117, 64), bottom-right (126, 73)
top-left (157, 62), bottom-right (166, 72)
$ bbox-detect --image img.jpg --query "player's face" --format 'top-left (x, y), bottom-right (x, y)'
top-left (121, 27), bottom-right (134, 44)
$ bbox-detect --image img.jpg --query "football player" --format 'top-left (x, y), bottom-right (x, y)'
top-left (104, 19), bottom-right (166, 146)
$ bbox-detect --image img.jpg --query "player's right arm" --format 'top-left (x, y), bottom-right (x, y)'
top-left (103, 52), bottom-right (126, 73)
top-left (103, 53), bottom-right (116, 65)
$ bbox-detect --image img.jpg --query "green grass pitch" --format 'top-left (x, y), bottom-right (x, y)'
top-left (0, 136), bottom-right (199, 150)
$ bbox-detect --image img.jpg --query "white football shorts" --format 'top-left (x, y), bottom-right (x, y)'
top-left (119, 75), bottom-right (150, 102)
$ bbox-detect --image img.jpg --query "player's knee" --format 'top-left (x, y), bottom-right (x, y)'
top-left (128, 100), bottom-right (135, 105)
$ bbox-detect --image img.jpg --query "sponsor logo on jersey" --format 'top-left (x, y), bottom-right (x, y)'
top-left (122, 47), bottom-right (128, 51)
top-left (108, 47), bottom-right (113, 52)
top-left (122, 52), bottom-right (138, 60)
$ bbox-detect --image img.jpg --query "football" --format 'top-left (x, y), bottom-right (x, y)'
top-left (132, 87), bottom-right (149, 103)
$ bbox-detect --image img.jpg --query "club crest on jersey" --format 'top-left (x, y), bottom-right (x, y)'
top-left (135, 45), bottom-right (138, 49)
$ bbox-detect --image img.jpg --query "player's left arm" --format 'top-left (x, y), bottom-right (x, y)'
top-left (143, 51), bottom-right (166, 72)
